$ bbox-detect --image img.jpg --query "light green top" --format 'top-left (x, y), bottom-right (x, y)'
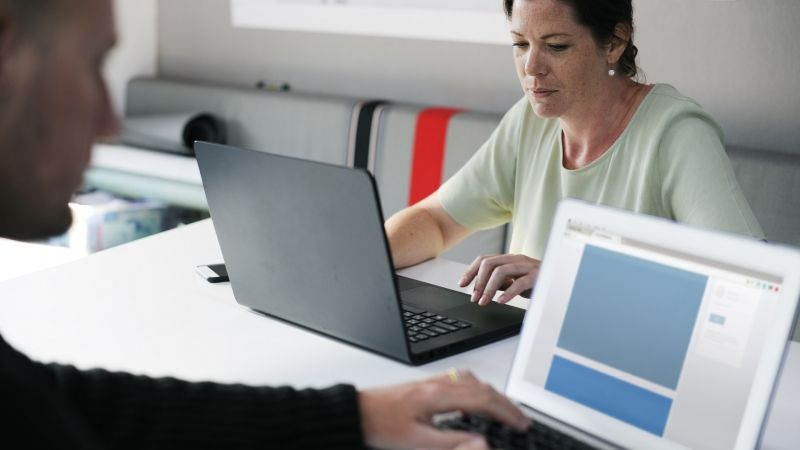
top-left (438, 84), bottom-right (763, 260)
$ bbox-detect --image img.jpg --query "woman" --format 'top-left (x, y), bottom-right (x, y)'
top-left (386, 0), bottom-right (762, 306)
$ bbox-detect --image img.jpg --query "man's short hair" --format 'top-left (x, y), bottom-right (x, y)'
top-left (0, 0), bottom-right (66, 42)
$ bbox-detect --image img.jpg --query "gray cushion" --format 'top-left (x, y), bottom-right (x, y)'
top-left (370, 104), bottom-right (507, 264)
top-left (726, 145), bottom-right (800, 247)
top-left (126, 77), bottom-right (356, 165)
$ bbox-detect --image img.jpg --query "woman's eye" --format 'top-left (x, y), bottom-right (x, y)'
top-left (548, 44), bottom-right (569, 52)
top-left (512, 42), bottom-right (529, 49)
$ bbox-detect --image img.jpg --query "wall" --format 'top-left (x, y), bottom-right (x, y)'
top-left (105, 0), bottom-right (157, 115)
top-left (633, 0), bottom-right (800, 155)
top-left (157, 0), bottom-right (800, 154)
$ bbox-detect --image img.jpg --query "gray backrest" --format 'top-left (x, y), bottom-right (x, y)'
top-left (370, 104), bottom-right (507, 264)
top-left (126, 77), bottom-right (356, 165)
top-left (726, 145), bottom-right (800, 247)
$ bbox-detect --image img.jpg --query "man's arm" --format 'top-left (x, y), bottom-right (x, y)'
top-left (4, 334), bottom-right (526, 450)
top-left (52, 364), bottom-right (366, 450)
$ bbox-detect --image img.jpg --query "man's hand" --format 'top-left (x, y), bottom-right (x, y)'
top-left (358, 371), bottom-right (528, 450)
top-left (459, 254), bottom-right (541, 306)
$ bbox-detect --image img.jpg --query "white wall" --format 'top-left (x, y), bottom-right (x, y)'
top-left (157, 0), bottom-right (519, 113)
top-left (105, 0), bottom-right (157, 115)
top-left (157, 0), bottom-right (800, 154)
top-left (633, 0), bottom-right (800, 155)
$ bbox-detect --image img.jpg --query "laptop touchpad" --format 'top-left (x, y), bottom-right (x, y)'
top-left (396, 275), bottom-right (430, 292)
top-left (400, 285), bottom-right (469, 311)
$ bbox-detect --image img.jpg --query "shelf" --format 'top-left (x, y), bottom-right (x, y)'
top-left (86, 144), bottom-right (207, 210)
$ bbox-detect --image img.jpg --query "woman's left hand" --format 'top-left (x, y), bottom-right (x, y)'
top-left (459, 254), bottom-right (541, 306)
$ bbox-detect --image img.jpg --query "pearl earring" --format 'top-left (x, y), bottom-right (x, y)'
top-left (608, 67), bottom-right (616, 77)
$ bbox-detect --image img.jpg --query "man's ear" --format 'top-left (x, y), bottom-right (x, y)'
top-left (0, 6), bottom-right (30, 89)
top-left (607, 22), bottom-right (632, 67)
top-left (0, 6), bottom-right (14, 77)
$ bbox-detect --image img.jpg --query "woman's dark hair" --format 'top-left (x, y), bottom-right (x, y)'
top-left (503, 0), bottom-right (639, 78)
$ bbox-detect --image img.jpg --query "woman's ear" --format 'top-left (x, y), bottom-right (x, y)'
top-left (607, 22), bottom-right (632, 66)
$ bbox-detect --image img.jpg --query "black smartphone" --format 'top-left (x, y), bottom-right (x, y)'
top-left (195, 263), bottom-right (229, 283)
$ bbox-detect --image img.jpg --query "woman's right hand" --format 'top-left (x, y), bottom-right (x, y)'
top-left (459, 254), bottom-right (541, 306)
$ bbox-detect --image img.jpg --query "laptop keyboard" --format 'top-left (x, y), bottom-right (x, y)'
top-left (402, 305), bottom-right (471, 343)
top-left (436, 414), bottom-right (598, 450)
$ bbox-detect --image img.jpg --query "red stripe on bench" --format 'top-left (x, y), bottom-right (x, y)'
top-left (408, 108), bottom-right (462, 205)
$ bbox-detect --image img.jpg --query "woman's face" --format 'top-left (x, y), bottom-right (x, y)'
top-left (510, 0), bottom-right (611, 119)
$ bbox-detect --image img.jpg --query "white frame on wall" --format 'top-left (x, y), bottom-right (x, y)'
top-left (230, 0), bottom-right (510, 45)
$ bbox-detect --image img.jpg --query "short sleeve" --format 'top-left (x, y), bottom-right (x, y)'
top-left (437, 98), bottom-right (527, 230)
top-left (658, 111), bottom-right (764, 239)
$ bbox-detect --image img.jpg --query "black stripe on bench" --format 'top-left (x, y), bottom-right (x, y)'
top-left (350, 100), bottom-right (387, 170)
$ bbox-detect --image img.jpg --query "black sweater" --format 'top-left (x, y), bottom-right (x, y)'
top-left (0, 333), bottom-right (368, 449)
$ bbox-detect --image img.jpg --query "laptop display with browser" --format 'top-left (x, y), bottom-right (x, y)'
top-left (194, 141), bottom-right (525, 365)
top-left (440, 199), bottom-right (800, 449)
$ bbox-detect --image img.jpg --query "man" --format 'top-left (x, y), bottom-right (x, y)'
top-left (0, 0), bottom-right (528, 449)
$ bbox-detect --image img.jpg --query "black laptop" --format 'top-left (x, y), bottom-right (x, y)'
top-left (195, 141), bottom-right (525, 365)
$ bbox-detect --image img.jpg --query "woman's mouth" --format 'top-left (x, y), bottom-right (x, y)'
top-left (526, 88), bottom-right (557, 98)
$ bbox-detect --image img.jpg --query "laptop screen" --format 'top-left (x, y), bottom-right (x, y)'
top-left (511, 214), bottom-right (788, 450)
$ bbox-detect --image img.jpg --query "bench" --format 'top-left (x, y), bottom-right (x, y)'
top-left (89, 77), bottom-right (800, 341)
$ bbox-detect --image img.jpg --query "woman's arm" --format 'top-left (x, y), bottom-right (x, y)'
top-left (385, 193), bottom-right (472, 269)
top-left (386, 193), bottom-right (539, 306)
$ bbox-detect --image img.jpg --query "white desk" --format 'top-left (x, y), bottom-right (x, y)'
top-left (0, 238), bottom-right (83, 283)
top-left (0, 219), bottom-right (796, 449)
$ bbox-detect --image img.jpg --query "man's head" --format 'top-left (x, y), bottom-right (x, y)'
top-left (0, 0), bottom-right (118, 241)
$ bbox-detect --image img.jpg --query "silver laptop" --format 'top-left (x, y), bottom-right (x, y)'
top-left (194, 142), bottom-right (524, 365)
top-left (498, 199), bottom-right (800, 449)
top-left (440, 199), bottom-right (800, 449)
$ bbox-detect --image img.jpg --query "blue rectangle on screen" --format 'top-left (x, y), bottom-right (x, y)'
top-left (557, 245), bottom-right (707, 389)
top-left (709, 313), bottom-right (726, 325)
top-left (546, 355), bottom-right (672, 436)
